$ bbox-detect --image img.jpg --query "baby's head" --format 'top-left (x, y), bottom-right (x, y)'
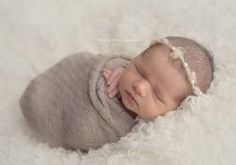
top-left (118, 36), bottom-right (215, 120)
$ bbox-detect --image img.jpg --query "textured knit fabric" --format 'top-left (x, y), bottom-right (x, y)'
top-left (19, 52), bottom-right (139, 152)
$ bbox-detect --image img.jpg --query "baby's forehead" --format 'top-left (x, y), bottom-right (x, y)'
top-left (139, 46), bottom-right (185, 74)
top-left (143, 44), bottom-right (169, 57)
top-left (141, 46), bottom-right (171, 65)
top-left (142, 45), bottom-right (173, 63)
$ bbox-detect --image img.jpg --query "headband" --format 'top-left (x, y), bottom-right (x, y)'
top-left (150, 38), bottom-right (203, 96)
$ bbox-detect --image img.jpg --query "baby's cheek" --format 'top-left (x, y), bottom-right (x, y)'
top-left (119, 72), bottom-right (130, 87)
top-left (138, 102), bottom-right (159, 119)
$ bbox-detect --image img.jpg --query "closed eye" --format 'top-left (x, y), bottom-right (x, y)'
top-left (133, 63), bottom-right (160, 99)
top-left (133, 63), bottom-right (145, 78)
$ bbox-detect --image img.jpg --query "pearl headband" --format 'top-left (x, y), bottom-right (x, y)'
top-left (150, 38), bottom-right (203, 96)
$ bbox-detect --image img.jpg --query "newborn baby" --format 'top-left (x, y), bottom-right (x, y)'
top-left (19, 36), bottom-right (215, 152)
top-left (103, 36), bottom-right (215, 119)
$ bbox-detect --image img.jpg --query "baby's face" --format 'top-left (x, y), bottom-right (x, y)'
top-left (118, 45), bottom-right (192, 120)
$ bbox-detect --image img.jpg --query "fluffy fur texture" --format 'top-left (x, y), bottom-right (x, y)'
top-left (1, 0), bottom-right (236, 164)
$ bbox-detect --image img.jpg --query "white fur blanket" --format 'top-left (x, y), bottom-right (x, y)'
top-left (0, 0), bottom-right (236, 164)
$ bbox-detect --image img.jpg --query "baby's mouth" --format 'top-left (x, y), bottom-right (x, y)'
top-left (126, 90), bottom-right (138, 105)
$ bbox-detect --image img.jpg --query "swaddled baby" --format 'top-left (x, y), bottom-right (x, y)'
top-left (19, 36), bottom-right (215, 152)
top-left (104, 36), bottom-right (215, 119)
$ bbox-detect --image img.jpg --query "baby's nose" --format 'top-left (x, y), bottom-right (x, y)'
top-left (133, 81), bottom-right (147, 97)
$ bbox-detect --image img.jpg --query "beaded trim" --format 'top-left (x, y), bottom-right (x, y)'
top-left (150, 38), bottom-right (203, 96)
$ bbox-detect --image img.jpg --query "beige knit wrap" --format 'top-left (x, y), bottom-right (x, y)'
top-left (19, 52), bottom-right (138, 152)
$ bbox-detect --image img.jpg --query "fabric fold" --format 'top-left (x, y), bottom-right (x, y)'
top-left (19, 52), bottom-right (139, 152)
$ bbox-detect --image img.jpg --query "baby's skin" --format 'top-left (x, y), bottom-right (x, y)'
top-left (103, 45), bottom-right (192, 120)
top-left (103, 67), bottom-right (124, 98)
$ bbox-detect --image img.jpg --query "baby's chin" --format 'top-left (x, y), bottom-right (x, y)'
top-left (119, 90), bottom-right (137, 111)
top-left (119, 94), bottom-right (139, 119)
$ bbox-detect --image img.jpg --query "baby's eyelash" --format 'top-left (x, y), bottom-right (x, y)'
top-left (152, 92), bottom-right (156, 99)
top-left (134, 65), bottom-right (145, 77)
top-left (138, 71), bottom-right (145, 77)
top-left (152, 88), bottom-right (158, 98)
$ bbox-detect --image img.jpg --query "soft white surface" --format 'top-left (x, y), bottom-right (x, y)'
top-left (0, 0), bottom-right (236, 164)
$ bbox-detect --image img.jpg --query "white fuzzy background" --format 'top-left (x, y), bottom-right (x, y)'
top-left (0, 0), bottom-right (236, 165)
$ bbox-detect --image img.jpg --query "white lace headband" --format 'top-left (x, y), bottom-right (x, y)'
top-left (150, 38), bottom-right (203, 96)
